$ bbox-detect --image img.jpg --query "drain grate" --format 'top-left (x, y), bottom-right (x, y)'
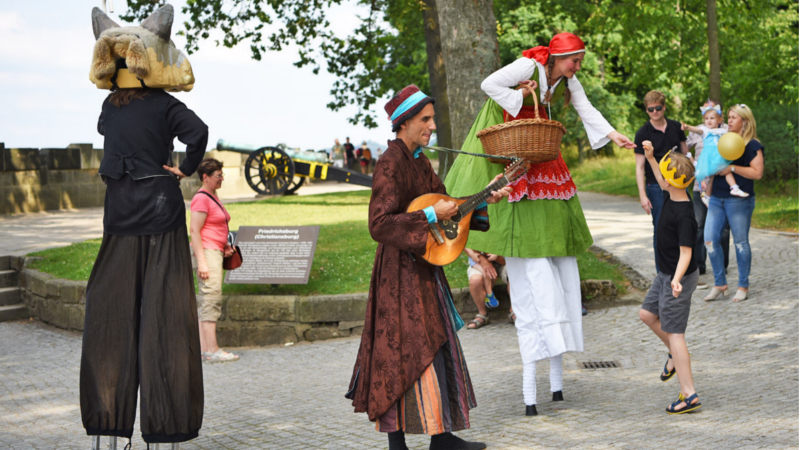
top-left (580, 361), bottom-right (621, 369)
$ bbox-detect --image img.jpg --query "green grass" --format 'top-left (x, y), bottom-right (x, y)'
top-left (571, 151), bottom-right (798, 232)
top-left (28, 238), bottom-right (103, 281)
top-left (28, 190), bottom-right (631, 295)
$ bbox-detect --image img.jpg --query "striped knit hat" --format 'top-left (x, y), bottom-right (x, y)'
top-left (385, 85), bottom-right (435, 132)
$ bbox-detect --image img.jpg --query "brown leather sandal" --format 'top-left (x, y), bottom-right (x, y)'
top-left (467, 313), bottom-right (489, 329)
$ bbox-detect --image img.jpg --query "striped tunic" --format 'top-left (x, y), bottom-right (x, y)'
top-left (376, 270), bottom-right (477, 434)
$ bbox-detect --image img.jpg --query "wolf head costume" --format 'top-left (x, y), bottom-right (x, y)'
top-left (90, 4), bottom-right (194, 91)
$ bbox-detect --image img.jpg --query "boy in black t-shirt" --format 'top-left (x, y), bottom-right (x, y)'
top-left (639, 141), bottom-right (702, 415)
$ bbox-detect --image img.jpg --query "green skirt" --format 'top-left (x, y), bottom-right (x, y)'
top-left (443, 99), bottom-right (593, 259)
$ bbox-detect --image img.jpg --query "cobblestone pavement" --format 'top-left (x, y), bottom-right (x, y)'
top-left (1, 192), bottom-right (797, 449)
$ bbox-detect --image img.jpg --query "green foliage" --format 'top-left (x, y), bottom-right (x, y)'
top-left (748, 104), bottom-right (799, 183)
top-left (123, 0), bottom-right (429, 129)
top-left (123, 0), bottom-right (798, 182)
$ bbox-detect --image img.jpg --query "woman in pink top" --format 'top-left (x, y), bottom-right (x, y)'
top-left (190, 159), bottom-right (239, 363)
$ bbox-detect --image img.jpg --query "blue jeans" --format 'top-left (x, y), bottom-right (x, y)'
top-left (646, 184), bottom-right (664, 273)
top-left (704, 196), bottom-right (756, 288)
top-left (692, 189), bottom-right (729, 273)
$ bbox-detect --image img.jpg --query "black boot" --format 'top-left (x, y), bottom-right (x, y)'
top-left (552, 391), bottom-right (564, 402)
top-left (388, 430), bottom-right (409, 450)
top-left (525, 404), bottom-right (538, 416)
top-left (429, 432), bottom-right (486, 450)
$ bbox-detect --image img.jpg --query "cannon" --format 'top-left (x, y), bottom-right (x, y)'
top-left (216, 139), bottom-right (373, 196)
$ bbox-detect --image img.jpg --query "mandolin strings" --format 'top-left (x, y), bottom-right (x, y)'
top-left (457, 161), bottom-right (527, 216)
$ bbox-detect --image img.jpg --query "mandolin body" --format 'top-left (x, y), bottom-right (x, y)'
top-left (407, 193), bottom-right (474, 266)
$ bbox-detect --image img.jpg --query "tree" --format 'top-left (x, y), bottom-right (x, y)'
top-left (706, 0), bottom-right (721, 103)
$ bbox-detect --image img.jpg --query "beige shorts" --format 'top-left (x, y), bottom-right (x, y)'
top-left (193, 248), bottom-right (224, 322)
top-left (467, 263), bottom-right (508, 284)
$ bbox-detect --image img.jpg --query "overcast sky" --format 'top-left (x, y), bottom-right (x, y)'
top-left (0, 1), bottom-right (395, 152)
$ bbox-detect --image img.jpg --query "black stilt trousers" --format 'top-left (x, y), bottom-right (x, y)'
top-left (80, 224), bottom-right (204, 443)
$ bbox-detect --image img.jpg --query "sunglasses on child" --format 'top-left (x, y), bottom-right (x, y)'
top-left (646, 105), bottom-right (664, 113)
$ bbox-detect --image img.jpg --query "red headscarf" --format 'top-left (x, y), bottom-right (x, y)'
top-left (521, 32), bottom-right (585, 65)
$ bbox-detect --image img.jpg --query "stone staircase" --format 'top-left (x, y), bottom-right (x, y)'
top-left (0, 256), bottom-right (30, 322)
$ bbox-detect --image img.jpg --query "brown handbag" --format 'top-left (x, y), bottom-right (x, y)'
top-left (199, 191), bottom-right (243, 270)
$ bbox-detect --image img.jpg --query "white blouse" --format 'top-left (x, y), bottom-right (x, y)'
top-left (480, 57), bottom-right (615, 149)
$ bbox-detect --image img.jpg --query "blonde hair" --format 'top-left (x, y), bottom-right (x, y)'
top-left (667, 152), bottom-right (695, 182)
top-left (728, 104), bottom-right (758, 144)
top-left (703, 108), bottom-right (722, 120)
top-left (644, 90), bottom-right (666, 106)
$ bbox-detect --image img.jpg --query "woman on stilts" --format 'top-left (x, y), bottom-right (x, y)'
top-left (445, 32), bottom-right (636, 415)
top-left (80, 5), bottom-right (206, 445)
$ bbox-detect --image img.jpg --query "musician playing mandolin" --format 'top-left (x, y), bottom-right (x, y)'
top-left (345, 85), bottom-right (511, 450)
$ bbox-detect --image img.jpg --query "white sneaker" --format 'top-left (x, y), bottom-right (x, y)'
top-left (205, 349), bottom-right (240, 363)
top-left (730, 186), bottom-right (750, 197)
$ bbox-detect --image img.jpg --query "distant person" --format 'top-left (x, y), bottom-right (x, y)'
top-left (344, 137), bottom-right (357, 170)
top-left (638, 143), bottom-right (701, 415)
top-left (359, 141), bottom-right (372, 174)
top-left (703, 104), bottom-right (763, 302)
top-left (190, 158), bottom-right (239, 363)
top-left (683, 100), bottom-right (730, 282)
top-left (634, 90), bottom-right (688, 273)
top-left (371, 146), bottom-right (381, 170)
top-left (332, 139), bottom-right (344, 168)
top-left (464, 248), bottom-right (507, 330)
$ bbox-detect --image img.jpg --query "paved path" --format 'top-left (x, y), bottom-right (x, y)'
top-left (0, 192), bottom-right (797, 449)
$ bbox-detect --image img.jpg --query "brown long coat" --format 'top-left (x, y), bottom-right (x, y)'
top-left (346, 139), bottom-right (475, 421)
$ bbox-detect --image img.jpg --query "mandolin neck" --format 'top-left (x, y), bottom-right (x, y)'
top-left (458, 176), bottom-right (510, 216)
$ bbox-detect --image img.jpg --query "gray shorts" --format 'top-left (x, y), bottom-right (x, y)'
top-left (641, 269), bottom-right (699, 334)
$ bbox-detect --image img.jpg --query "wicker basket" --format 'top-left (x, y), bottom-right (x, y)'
top-left (477, 84), bottom-right (567, 164)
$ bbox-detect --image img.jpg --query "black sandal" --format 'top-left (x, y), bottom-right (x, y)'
top-left (666, 393), bottom-right (701, 414)
top-left (660, 353), bottom-right (675, 382)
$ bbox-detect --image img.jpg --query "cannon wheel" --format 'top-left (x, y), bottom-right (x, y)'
top-left (244, 147), bottom-right (295, 196)
top-left (285, 176), bottom-right (306, 195)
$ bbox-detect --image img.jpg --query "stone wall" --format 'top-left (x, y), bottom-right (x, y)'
top-left (0, 143), bottom-right (106, 214)
top-left (0, 143), bottom-right (256, 215)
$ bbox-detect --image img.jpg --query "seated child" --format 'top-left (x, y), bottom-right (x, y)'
top-left (639, 141), bottom-right (702, 415)
top-left (683, 103), bottom-right (748, 202)
top-left (464, 248), bottom-right (507, 329)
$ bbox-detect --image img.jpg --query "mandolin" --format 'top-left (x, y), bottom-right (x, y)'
top-left (407, 159), bottom-right (528, 266)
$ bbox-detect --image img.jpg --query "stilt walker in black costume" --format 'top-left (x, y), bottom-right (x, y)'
top-left (81, 4), bottom-right (206, 446)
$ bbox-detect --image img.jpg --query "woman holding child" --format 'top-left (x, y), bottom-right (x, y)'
top-left (702, 104), bottom-right (763, 302)
top-left (445, 32), bottom-right (635, 416)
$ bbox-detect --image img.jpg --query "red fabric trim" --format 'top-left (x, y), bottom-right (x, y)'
top-left (503, 105), bottom-right (577, 202)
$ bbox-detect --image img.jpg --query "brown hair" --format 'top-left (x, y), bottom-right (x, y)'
top-left (197, 158), bottom-right (224, 182)
top-left (108, 88), bottom-right (151, 107)
top-left (643, 90), bottom-right (666, 107)
top-left (667, 152), bottom-right (695, 182)
top-left (544, 56), bottom-right (572, 107)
